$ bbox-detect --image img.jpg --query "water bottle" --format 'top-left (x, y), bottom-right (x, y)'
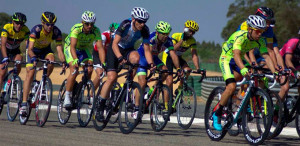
top-left (144, 86), bottom-right (149, 100)
top-left (286, 95), bottom-right (294, 109)
top-left (3, 78), bottom-right (11, 91)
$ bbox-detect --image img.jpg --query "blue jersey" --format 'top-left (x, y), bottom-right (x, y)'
top-left (115, 19), bottom-right (150, 49)
top-left (137, 32), bottom-right (174, 56)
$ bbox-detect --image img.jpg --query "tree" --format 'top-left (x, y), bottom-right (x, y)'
top-left (221, 0), bottom-right (300, 47)
top-left (0, 12), bottom-right (12, 29)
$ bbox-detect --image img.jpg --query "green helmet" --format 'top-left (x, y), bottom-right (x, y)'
top-left (155, 21), bottom-right (172, 33)
top-left (109, 22), bottom-right (119, 32)
top-left (12, 12), bottom-right (27, 23)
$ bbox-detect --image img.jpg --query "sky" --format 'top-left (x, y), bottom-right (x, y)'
top-left (1, 0), bottom-right (235, 44)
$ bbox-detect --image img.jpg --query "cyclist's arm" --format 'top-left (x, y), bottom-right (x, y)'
top-left (1, 36), bottom-right (8, 58)
top-left (173, 39), bottom-right (183, 51)
top-left (191, 48), bottom-right (200, 70)
top-left (27, 39), bottom-right (36, 58)
top-left (267, 43), bottom-right (278, 69)
top-left (112, 34), bottom-right (122, 59)
top-left (144, 43), bottom-right (154, 64)
top-left (233, 49), bottom-right (246, 71)
top-left (56, 44), bottom-right (65, 62)
top-left (261, 53), bottom-right (276, 73)
top-left (70, 37), bottom-right (78, 60)
top-left (273, 46), bottom-right (285, 69)
top-left (169, 50), bottom-right (180, 69)
top-left (248, 49), bottom-right (257, 65)
top-left (95, 40), bottom-right (105, 64)
top-left (285, 54), bottom-right (296, 71)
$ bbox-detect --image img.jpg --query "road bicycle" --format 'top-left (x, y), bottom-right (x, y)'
top-left (57, 62), bottom-right (95, 127)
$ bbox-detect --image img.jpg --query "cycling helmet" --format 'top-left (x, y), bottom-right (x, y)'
top-left (109, 23), bottom-right (119, 32)
top-left (131, 7), bottom-right (149, 21)
top-left (81, 11), bottom-right (96, 23)
top-left (155, 21), bottom-right (172, 34)
top-left (247, 15), bottom-right (266, 30)
top-left (184, 20), bottom-right (199, 32)
top-left (41, 12), bottom-right (57, 24)
top-left (12, 12), bottom-right (27, 23)
top-left (255, 7), bottom-right (274, 20)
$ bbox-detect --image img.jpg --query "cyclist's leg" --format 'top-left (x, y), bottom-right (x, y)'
top-left (136, 51), bottom-right (148, 105)
top-left (92, 50), bottom-right (104, 91)
top-left (82, 49), bottom-right (93, 79)
top-left (278, 77), bottom-right (289, 101)
top-left (0, 50), bottom-right (8, 92)
top-left (44, 53), bottom-right (55, 77)
top-left (162, 52), bottom-right (174, 93)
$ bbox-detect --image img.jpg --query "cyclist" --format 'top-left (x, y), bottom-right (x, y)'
top-left (162, 20), bottom-right (202, 94)
top-left (92, 22), bottom-right (119, 91)
top-left (238, 6), bottom-right (288, 101)
top-left (0, 12), bottom-right (29, 95)
top-left (136, 21), bottom-right (180, 118)
top-left (20, 12), bottom-right (66, 116)
top-left (96, 7), bottom-right (154, 121)
top-left (280, 29), bottom-right (300, 95)
top-left (213, 15), bottom-right (277, 131)
top-left (63, 11), bottom-right (105, 108)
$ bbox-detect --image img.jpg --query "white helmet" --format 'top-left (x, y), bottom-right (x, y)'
top-left (131, 7), bottom-right (149, 21)
top-left (247, 15), bottom-right (266, 30)
top-left (81, 11), bottom-right (96, 23)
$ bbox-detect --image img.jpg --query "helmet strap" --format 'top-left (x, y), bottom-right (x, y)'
top-left (248, 29), bottom-right (255, 41)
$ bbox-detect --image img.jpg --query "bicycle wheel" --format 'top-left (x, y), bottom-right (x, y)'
top-left (118, 82), bottom-right (143, 134)
top-left (92, 81), bottom-right (112, 131)
top-left (150, 85), bottom-right (172, 132)
top-left (176, 86), bottom-right (197, 129)
top-left (57, 79), bottom-right (71, 125)
top-left (109, 82), bottom-right (121, 124)
top-left (77, 80), bottom-right (94, 127)
top-left (266, 90), bottom-right (283, 139)
top-left (19, 102), bottom-right (32, 125)
top-left (204, 87), bottom-right (227, 141)
top-left (35, 77), bottom-right (53, 127)
top-left (6, 76), bottom-right (22, 122)
top-left (242, 87), bottom-right (273, 145)
top-left (0, 100), bottom-right (3, 116)
top-left (295, 114), bottom-right (300, 137)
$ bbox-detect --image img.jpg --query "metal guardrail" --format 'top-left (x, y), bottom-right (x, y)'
top-left (201, 76), bottom-right (299, 99)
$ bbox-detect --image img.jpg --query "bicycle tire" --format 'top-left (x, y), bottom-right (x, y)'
top-left (204, 87), bottom-right (227, 141)
top-left (118, 82), bottom-right (143, 134)
top-left (36, 77), bottom-right (53, 127)
top-left (176, 86), bottom-right (197, 129)
top-left (6, 76), bottom-right (22, 122)
top-left (57, 79), bottom-right (71, 125)
top-left (77, 80), bottom-right (94, 127)
top-left (295, 114), bottom-right (300, 137)
top-left (150, 84), bottom-right (172, 132)
top-left (266, 90), bottom-right (283, 140)
top-left (0, 101), bottom-right (3, 116)
top-left (92, 81), bottom-right (112, 131)
top-left (242, 87), bottom-right (273, 145)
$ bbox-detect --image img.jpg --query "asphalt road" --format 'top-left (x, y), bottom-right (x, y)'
top-left (1, 100), bottom-right (300, 146)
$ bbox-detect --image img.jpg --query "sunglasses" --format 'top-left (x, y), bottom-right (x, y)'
top-left (136, 19), bottom-right (146, 24)
top-left (188, 29), bottom-right (195, 34)
top-left (45, 23), bottom-right (54, 27)
top-left (84, 22), bottom-right (94, 26)
top-left (252, 28), bottom-right (265, 33)
top-left (14, 21), bottom-right (24, 26)
top-left (158, 32), bottom-right (169, 36)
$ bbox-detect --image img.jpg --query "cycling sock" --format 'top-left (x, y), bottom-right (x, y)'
top-left (164, 102), bottom-right (168, 110)
top-left (134, 106), bottom-right (139, 112)
top-left (215, 105), bottom-right (224, 117)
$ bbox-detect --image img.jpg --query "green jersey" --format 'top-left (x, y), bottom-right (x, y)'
top-left (65, 23), bottom-right (102, 50)
top-left (221, 30), bottom-right (267, 60)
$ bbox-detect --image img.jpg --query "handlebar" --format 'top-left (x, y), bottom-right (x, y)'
top-left (1, 60), bottom-right (26, 70)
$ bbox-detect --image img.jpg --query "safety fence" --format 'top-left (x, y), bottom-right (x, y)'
top-left (188, 76), bottom-right (299, 99)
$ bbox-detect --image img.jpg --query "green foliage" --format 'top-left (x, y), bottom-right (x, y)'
top-left (0, 12), bottom-right (12, 29)
top-left (222, 0), bottom-right (300, 47)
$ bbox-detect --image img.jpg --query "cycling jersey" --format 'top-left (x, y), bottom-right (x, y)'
top-left (238, 21), bottom-right (275, 44)
top-left (64, 23), bottom-right (101, 64)
top-left (1, 23), bottom-right (30, 49)
top-left (220, 30), bottom-right (267, 81)
top-left (65, 23), bottom-right (102, 51)
top-left (168, 32), bottom-right (196, 56)
top-left (280, 38), bottom-right (300, 68)
top-left (93, 30), bottom-right (111, 52)
top-left (137, 32), bottom-right (174, 75)
top-left (29, 24), bottom-right (62, 49)
top-left (115, 19), bottom-right (150, 49)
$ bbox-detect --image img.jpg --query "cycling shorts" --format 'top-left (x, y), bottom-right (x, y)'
top-left (26, 46), bottom-right (54, 67)
top-left (64, 46), bottom-right (92, 64)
